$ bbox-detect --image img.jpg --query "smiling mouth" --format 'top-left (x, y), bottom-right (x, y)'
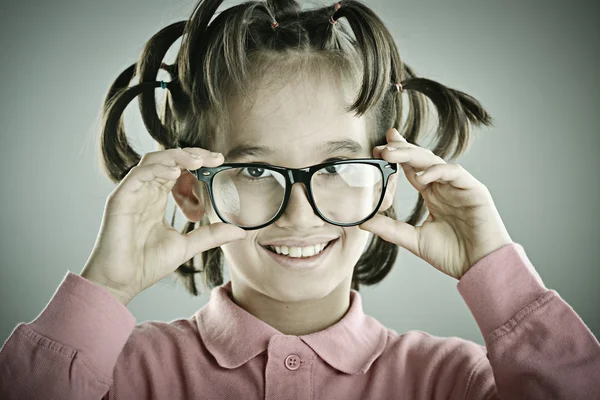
top-left (262, 239), bottom-right (337, 258)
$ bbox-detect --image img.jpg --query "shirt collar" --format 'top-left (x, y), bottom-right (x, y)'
top-left (195, 281), bottom-right (389, 375)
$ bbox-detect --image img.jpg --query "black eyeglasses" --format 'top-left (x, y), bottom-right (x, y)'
top-left (188, 158), bottom-right (397, 230)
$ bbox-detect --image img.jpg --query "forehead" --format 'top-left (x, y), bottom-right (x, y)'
top-left (216, 73), bottom-right (371, 164)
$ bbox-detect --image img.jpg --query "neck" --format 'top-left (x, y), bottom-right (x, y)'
top-left (228, 275), bottom-right (353, 336)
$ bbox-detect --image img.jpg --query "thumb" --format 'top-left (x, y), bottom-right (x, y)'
top-left (184, 222), bottom-right (247, 260)
top-left (358, 213), bottom-right (419, 257)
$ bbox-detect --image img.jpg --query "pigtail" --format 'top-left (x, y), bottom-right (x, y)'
top-left (400, 77), bottom-right (493, 159)
top-left (99, 21), bottom-right (188, 183)
top-left (327, 0), bottom-right (392, 116)
top-left (398, 63), bottom-right (429, 146)
top-left (100, 79), bottom-right (173, 183)
top-left (393, 66), bottom-right (494, 230)
top-left (138, 21), bottom-right (188, 144)
top-left (179, 0), bottom-right (227, 113)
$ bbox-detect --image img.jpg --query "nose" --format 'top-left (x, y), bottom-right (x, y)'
top-left (274, 182), bottom-right (324, 228)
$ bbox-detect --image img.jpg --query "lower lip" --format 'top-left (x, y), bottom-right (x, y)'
top-left (261, 239), bottom-right (339, 270)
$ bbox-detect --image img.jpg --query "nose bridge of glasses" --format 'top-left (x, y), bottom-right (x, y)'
top-left (288, 167), bottom-right (312, 187)
top-left (282, 168), bottom-right (319, 218)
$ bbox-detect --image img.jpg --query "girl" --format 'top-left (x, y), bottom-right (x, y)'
top-left (1, 0), bottom-right (599, 398)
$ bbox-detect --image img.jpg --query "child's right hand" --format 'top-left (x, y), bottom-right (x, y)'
top-left (80, 147), bottom-right (247, 305)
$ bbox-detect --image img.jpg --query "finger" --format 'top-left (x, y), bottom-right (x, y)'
top-left (120, 163), bottom-right (183, 193)
top-left (380, 146), bottom-right (446, 170)
top-left (373, 141), bottom-right (413, 158)
top-left (139, 147), bottom-right (224, 170)
top-left (415, 163), bottom-right (481, 190)
top-left (386, 127), bottom-right (406, 144)
top-left (184, 222), bottom-right (247, 260)
top-left (374, 133), bottom-right (413, 158)
top-left (399, 163), bottom-right (429, 193)
top-left (358, 213), bottom-right (420, 258)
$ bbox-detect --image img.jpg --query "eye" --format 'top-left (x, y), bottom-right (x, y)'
top-left (240, 167), bottom-right (274, 179)
top-left (323, 165), bottom-right (344, 174)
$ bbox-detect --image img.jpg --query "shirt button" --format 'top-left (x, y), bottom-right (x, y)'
top-left (284, 354), bottom-right (301, 371)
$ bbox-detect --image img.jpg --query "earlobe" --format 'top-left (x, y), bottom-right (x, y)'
top-left (171, 170), bottom-right (207, 222)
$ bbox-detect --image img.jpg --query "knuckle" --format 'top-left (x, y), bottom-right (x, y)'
top-left (150, 163), bottom-right (163, 172)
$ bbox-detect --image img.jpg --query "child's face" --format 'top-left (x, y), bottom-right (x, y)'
top-left (198, 72), bottom-right (394, 302)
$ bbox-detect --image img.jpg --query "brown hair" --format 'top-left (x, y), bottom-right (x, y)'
top-left (98, 0), bottom-right (493, 296)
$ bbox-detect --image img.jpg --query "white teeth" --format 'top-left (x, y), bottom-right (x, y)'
top-left (270, 242), bottom-right (329, 258)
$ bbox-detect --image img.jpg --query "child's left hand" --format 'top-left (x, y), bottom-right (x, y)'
top-left (358, 128), bottom-right (514, 280)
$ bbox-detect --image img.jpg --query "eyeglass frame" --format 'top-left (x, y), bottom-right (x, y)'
top-left (188, 158), bottom-right (398, 231)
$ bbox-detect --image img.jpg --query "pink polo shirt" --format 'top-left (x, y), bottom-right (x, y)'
top-left (1, 243), bottom-right (599, 399)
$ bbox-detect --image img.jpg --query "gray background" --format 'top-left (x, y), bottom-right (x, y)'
top-left (1, 0), bottom-right (599, 346)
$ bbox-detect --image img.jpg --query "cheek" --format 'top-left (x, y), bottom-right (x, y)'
top-left (339, 227), bottom-right (372, 262)
top-left (219, 234), bottom-right (262, 266)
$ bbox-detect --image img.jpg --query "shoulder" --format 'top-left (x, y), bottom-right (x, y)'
top-left (373, 329), bottom-right (493, 395)
top-left (116, 315), bottom-right (206, 365)
top-left (379, 329), bottom-right (489, 375)
top-left (108, 316), bottom-right (212, 397)
top-left (385, 329), bottom-right (487, 357)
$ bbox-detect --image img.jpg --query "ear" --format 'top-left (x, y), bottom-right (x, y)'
top-left (171, 170), bottom-right (208, 222)
top-left (377, 170), bottom-right (398, 213)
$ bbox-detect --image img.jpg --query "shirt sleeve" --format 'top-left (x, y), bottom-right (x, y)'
top-left (456, 243), bottom-right (600, 399)
top-left (0, 271), bottom-right (136, 400)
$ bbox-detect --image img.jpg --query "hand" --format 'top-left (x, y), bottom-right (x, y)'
top-left (358, 128), bottom-right (513, 280)
top-left (80, 147), bottom-right (247, 304)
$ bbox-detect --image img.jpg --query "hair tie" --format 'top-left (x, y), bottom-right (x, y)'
top-left (160, 62), bottom-right (169, 70)
top-left (271, 20), bottom-right (279, 29)
top-left (393, 82), bottom-right (403, 92)
top-left (330, 2), bottom-right (341, 25)
top-left (160, 80), bottom-right (168, 89)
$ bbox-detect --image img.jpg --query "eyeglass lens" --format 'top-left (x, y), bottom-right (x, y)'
top-left (211, 163), bottom-right (383, 228)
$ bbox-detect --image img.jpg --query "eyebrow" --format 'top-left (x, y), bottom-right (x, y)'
top-left (224, 139), bottom-right (364, 163)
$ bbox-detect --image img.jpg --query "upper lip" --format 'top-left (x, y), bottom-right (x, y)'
top-left (261, 237), bottom-right (339, 247)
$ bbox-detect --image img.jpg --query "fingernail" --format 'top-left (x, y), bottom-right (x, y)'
top-left (386, 145), bottom-right (398, 151)
top-left (375, 145), bottom-right (387, 151)
top-left (415, 171), bottom-right (425, 176)
top-left (211, 152), bottom-right (222, 158)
